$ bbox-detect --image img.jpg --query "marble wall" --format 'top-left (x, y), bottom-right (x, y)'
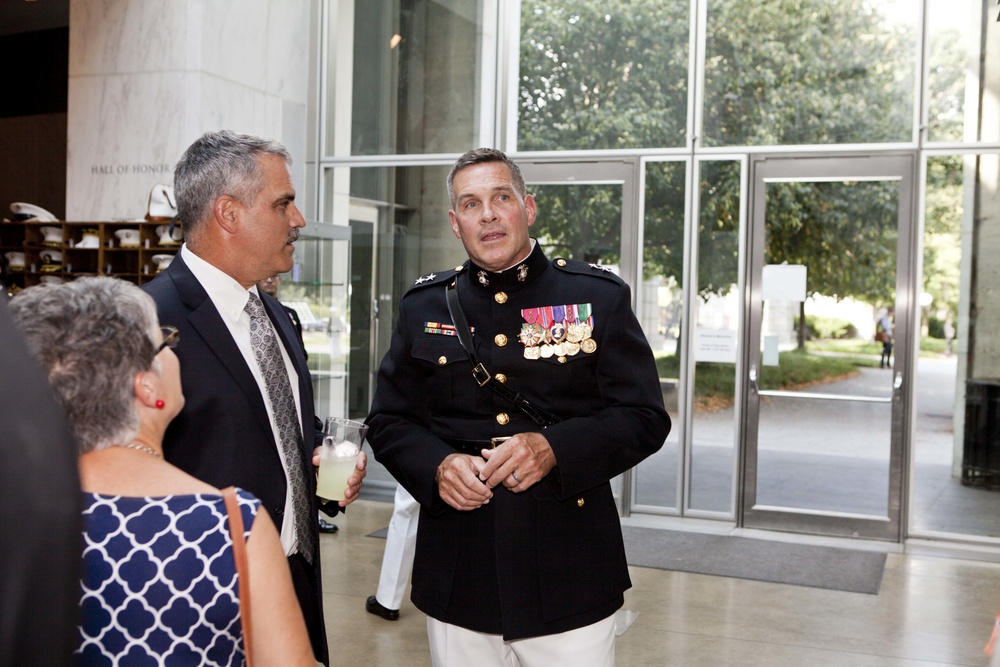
top-left (66, 0), bottom-right (310, 221)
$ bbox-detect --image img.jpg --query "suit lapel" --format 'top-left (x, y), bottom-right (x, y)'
top-left (165, 256), bottom-right (275, 441)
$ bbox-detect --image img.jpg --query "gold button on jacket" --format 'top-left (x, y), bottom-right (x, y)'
top-left (496, 412), bottom-right (510, 425)
top-left (494, 334), bottom-right (508, 346)
top-left (495, 291), bottom-right (508, 304)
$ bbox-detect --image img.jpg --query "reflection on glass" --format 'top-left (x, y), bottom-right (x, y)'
top-left (635, 161), bottom-right (686, 510)
top-left (327, 1), bottom-right (485, 156)
top-left (518, 0), bottom-right (689, 150)
top-left (703, 0), bottom-right (916, 147)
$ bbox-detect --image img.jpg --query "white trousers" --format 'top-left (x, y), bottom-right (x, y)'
top-left (375, 484), bottom-right (419, 609)
top-left (427, 614), bottom-right (616, 667)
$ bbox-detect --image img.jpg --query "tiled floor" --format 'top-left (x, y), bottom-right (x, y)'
top-left (319, 499), bottom-right (1000, 666)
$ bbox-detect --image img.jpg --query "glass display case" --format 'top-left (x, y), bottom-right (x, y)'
top-left (285, 222), bottom-right (354, 422)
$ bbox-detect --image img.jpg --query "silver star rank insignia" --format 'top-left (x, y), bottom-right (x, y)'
top-left (414, 272), bottom-right (437, 284)
top-left (589, 263), bottom-right (613, 272)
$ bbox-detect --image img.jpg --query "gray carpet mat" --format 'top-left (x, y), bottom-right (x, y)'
top-left (367, 525), bottom-right (887, 594)
top-left (621, 526), bottom-right (886, 594)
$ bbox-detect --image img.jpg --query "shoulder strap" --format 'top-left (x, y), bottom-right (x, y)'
top-left (222, 486), bottom-right (253, 667)
top-left (446, 280), bottom-right (561, 428)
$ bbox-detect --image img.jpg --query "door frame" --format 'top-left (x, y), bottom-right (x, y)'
top-left (740, 151), bottom-right (918, 542)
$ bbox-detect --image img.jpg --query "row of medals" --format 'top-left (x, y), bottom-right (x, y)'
top-left (519, 320), bottom-right (597, 360)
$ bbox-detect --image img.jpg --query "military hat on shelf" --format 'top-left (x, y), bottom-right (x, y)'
top-left (9, 202), bottom-right (58, 223)
top-left (145, 184), bottom-right (177, 222)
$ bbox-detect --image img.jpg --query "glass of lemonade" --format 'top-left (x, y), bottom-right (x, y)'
top-left (317, 417), bottom-right (368, 501)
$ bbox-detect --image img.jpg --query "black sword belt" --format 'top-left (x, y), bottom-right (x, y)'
top-left (441, 436), bottom-right (512, 455)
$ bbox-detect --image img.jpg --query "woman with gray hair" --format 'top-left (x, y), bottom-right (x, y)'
top-left (8, 276), bottom-right (314, 667)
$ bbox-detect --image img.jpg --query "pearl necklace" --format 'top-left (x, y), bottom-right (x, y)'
top-left (112, 442), bottom-right (163, 459)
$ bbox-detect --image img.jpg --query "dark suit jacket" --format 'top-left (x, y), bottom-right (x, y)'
top-left (142, 253), bottom-right (331, 665)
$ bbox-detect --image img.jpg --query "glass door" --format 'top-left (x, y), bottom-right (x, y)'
top-left (742, 153), bottom-right (916, 541)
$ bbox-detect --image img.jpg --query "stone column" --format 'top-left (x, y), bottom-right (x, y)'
top-left (66, 0), bottom-right (310, 221)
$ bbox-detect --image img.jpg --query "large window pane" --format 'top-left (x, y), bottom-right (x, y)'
top-left (690, 160), bottom-right (741, 513)
top-left (912, 154), bottom-right (1000, 539)
top-left (518, 0), bottom-right (689, 151)
top-left (326, 1), bottom-right (485, 156)
top-left (635, 160), bottom-right (686, 510)
top-left (703, 0), bottom-right (917, 147)
top-left (926, 1), bottom-right (995, 143)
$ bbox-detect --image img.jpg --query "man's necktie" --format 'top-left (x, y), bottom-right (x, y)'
top-left (244, 292), bottom-right (316, 564)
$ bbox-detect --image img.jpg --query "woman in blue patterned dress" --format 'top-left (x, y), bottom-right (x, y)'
top-left (8, 277), bottom-right (314, 666)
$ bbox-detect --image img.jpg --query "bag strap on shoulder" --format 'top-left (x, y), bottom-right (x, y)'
top-left (222, 486), bottom-right (253, 666)
top-left (446, 279), bottom-right (561, 428)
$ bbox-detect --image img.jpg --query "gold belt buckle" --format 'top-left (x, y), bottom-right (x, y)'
top-left (490, 437), bottom-right (510, 448)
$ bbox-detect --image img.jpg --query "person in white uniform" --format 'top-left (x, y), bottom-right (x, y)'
top-left (366, 484), bottom-right (419, 620)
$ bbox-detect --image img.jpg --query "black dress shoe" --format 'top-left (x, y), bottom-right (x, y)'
top-left (366, 595), bottom-right (400, 621)
top-left (318, 518), bottom-right (338, 534)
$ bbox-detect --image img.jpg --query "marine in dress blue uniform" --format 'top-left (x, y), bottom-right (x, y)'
top-left (366, 149), bottom-right (670, 664)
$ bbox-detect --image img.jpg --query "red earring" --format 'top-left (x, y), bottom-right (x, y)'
top-left (155, 399), bottom-right (165, 409)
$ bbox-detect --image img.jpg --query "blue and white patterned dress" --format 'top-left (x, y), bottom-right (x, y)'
top-left (75, 489), bottom-right (260, 666)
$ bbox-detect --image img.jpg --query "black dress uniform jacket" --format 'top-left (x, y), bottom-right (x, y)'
top-left (367, 242), bottom-right (671, 640)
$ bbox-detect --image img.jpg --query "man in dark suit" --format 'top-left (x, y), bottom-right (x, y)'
top-left (144, 130), bottom-right (366, 666)
top-left (366, 148), bottom-right (670, 666)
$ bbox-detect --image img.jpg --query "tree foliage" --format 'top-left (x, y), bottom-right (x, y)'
top-left (765, 180), bottom-right (898, 303)
top-left (519, 0), bottom-right (959, 317)
top-left (519, 0), bottom-right (689, 151)
top-left (532, 183), bottom-right (621, 263)
top-left (702, 0), bottom-right (915, 146)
